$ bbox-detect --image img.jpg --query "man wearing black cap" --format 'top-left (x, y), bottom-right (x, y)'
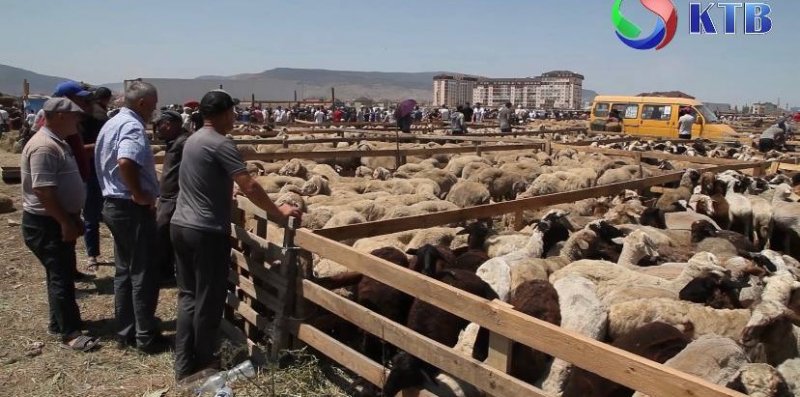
top-left (154, 110), bottom-right (189, 285)
top-left (81, 86), bottom-right (113, 272)
top-left (20, 98), bottom-right (100, 352)
top-left (170, 90), bottom-right (302, 380)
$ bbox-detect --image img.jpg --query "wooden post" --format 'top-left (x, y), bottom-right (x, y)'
top-left (475, 142), bottom-right (482, 156)
top-left (513, 210), bottom-right (525, 231)
top-left (545, 139), bottom-right (552, 156)
top-left (331, 87), bottom-right (335, 107)
top-left (485, 300), bottom-right (515, 377)
top-left (635, 152), bottom-right (643, 178)
top-left (251, 93), bottom-right (255, 108)
top-left (270, 217), bottom-right (299, 359)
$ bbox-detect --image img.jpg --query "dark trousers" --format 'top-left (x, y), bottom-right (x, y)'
top-left (759, 138), bottom-right (775, 152)
top-left (102, 198), bottom-right (160, 346)
top-left (172, 225), bottom-right (231, 378)
top-left (21, 212), bottom-right (82, 337)
top-left (83, 173), bottom-right (103, 258)
top-left (397, 115), bottom-right (412, 133)
top-left (155, 197), bottom-right (177, 281)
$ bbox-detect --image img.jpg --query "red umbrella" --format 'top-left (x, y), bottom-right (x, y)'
top-left (183, 100), bottom-right (200, 108)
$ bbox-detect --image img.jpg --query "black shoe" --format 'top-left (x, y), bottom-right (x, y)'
top-left (74, 271), bottom-right (95, 281)
top-left (116, 335), bottom-right (136, 350)
top-left (137, 334), bottom-right (172, 355)
top-left (158, 276), bottom-right (177, 288)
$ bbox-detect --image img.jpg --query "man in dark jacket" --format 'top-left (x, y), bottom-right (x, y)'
top-left (154, 111), bottom-right (190, 285)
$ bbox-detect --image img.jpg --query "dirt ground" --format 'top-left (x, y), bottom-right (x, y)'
top-left (0, 140), bottom-right (346, 397)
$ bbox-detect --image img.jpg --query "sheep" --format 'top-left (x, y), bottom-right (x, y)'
top-left (354, 165), bottom-right (373, 178)
top-left (551, 252), bottom-right (727, 307)
top-left (741, 272), bottom-right (800, 366)
top-left (254, 174), bottom-right (305, 193)
top-left (300, 175), bottom-right (331, 196)
top-left (384, 200), bottom-right (459, 219)
top-left (777, 359), bottom-right (800, 396)
top-left (452, 222), bottom-right (491, 273)
top-left (382, 269), bottom-right (498, 397)
top-left (563, 322), bottom-right (691, 397)
top-left (467, 168), bottom-right (528, 202)
top-left (655, 169), bottom-right (699, 210)
top-left (726, 363), bottom-right (793, 397)
top-left (631, 335), bottom-right (748, 397)
top-left (518, 169), bottom-right (597, 197)
top-left (278, 158), bottom-right (308, 178)
top-left (309, 163), bottom-right (342, 181)
top-left (542, 275), bottom-right (609, 396)
top-left (750, 195), bottom-right (774, 250)
top-left (446, 155), bottom-right (491, 177)
top-left (372, 167), bottom-right (391, 181)
top-left (770, 185), bottom-right (800, 259)
top-left (596, 165), bottom-right (650, 186)
top-left (678, 272), bottom-right (748, 309)
top-left (446, 181), bottom-right (491, 208)
top-left (507, 280), bottom-right (561, 386)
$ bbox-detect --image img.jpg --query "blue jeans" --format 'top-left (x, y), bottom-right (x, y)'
top-left (83, 174), bottom-right (103, 258)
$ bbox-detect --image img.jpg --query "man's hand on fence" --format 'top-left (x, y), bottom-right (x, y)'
top-left (278, 204), bottom-right (303, 225)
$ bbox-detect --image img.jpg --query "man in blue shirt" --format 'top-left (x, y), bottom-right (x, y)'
top-left (95, 81), bottom-right (167, 354)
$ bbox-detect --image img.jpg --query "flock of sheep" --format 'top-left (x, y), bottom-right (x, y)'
top-left (230, 129), bottom-right (800, 397)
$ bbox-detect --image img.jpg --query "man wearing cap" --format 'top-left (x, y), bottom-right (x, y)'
top-left (171, 90), bottom-right (302, 380)
top-left (20, 98), bottom-right (100, 352)
top-left (95, 81), bottom-right (167, 354)
top-left (81, 86), bottom-right (113, 272)
top-left (154, 110), bottom-right (189, 286)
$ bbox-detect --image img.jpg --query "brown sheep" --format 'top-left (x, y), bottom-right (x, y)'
top-left (507, 280), bottom-right (562, 385)
top-left (382, 269), bottom-right (499, 397)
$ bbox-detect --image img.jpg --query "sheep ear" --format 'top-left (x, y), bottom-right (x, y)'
top-left (611, 237), bottom-right (625, 245)
top-left (578, 239), bottom-right (590, 250)
top-left (406, 248), bottom-right (418, 255)
top-left (456, 228), bottom-right (470, 235)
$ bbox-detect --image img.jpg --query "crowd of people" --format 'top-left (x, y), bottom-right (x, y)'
top-left (19, 81), bottom-right (301, 382)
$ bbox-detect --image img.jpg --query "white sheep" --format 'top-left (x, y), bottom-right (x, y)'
top-left (446, 181), bottom-right (491, 208)
top-left (777, 358), bottom-right (800, 396)
top-left (542, 275), bottom-right (608, 396)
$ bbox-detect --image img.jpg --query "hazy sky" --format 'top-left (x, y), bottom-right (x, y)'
top-left (2, 0), bottom-right (797, 106)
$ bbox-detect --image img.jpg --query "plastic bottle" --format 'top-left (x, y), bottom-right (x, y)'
top-left (195, 360), bottom-right (255, 396)
top-left (213, 385), bottom-right (233, 397)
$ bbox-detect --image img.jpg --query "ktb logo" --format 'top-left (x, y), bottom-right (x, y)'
top-left (690, 3), bottom-right (773, 35)
top-left (612, 0), bottom-right (678, 51)
top-left (612, 1), bottom-right (774, 50)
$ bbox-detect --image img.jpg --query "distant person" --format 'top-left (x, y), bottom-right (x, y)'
top-left (0, 105), bottom-right (10, 133)
top-left (462, 103), bottom-right (473, 124)
top-left (440, 107), bottom-right (450, 124)
top-left (794, 112), bottom-right (800, 123)
top-left (759, 120), bottom-right (791, 152)
top-left (451, 105), bottom-right (466, 135)
top-left (678, 107), bottom-right (695, 140)
top-left (52, 81), bottom-right (95, 281)
top-left (170, 90), bottom-right (302, 381)
top-left (20, 98), bottom-right (100, 352)
top-left (154, 111), bottom-right (190, 286)
top-left (95, 81), bottom-right (167, 354)
top-left (314, 107), bottom-right (325, 124)
top-left (499, 102), bottom-right (513, 133)
top-left (81, 87), bottom-right (113, 272)
top-left (395, 107), bottom-right (413, 133)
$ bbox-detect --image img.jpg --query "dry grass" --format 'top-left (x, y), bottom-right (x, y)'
top-left (0, 143), bottom-right (351, 397)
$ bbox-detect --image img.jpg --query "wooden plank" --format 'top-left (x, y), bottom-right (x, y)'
top-left (485, 301), bottom-right (514, 375)
top-left (226, 291), bottom-right (270, 331)
top-left (236, 143), bottom-right (544, 162)
top-left (228, 269), bottom-right (284, 313)
top-left (231, 249), bottom-right (288, 293)
top-left (294, 232), bottom-right (745, 397)
top-left (301, 280), bottom-right (550, 397)
top-left (219, 319), bottom-right (267, 366)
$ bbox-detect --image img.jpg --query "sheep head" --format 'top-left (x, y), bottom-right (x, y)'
top-left (624, 230), bottom-right (659, 260)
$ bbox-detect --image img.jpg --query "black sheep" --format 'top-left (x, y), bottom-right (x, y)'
top-left (679, 273), bottom-right (749, 309)
top-left (407, 244), bottom-right (455, 276)
top-left (691, 220), bottom-right (757, 253)
top-left (452, 222), bottom-right (491, 272)
top-left (382, 269), bottom-right (498, 397)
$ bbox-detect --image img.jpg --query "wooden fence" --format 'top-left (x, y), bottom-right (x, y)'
top-left (227, 187), bottom-right (748, 397)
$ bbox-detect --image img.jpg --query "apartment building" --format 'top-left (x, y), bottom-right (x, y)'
top-left (434, 70), bottom-right (584, 109)
top-left (432, 74), bottom-right (479, 107)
